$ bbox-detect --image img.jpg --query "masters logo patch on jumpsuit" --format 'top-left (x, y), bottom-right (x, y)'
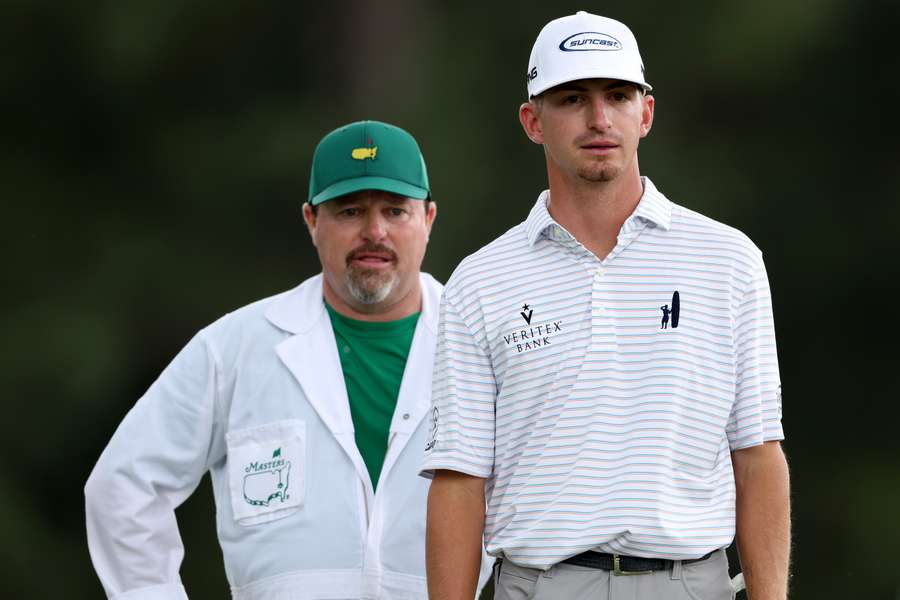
top-left (225, 420), bottom-right (306, 525)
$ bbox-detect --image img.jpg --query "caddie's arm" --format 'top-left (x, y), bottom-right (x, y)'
top-left (85, 330), bottom-right (221, 600)
top-left (426, 469), bottom-right (487, 600)
top-left (732, 440), bottom-right (791, 600)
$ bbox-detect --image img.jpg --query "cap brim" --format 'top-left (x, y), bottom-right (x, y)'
top-left (310, 176), bottom-right (430, 205)
top-left (530, 73), bottom-right (652, 97)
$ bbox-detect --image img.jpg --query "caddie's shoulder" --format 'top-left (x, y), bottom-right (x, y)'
top-left (199, 279), bottom-right (312, 366)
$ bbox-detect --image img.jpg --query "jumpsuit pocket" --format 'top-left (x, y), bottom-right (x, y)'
top-left (225, 419), bottom-right (306, 526)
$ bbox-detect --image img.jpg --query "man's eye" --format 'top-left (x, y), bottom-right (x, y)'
top-left (564, 95), bottom-right (581, 104)
top-left (612, 92), bottom-right (627, 102)
top-left (341, 208), bottom-right (360, 217)
top-left (389, 207), bottom-right (407, 216)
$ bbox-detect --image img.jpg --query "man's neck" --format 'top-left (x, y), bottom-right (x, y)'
top-left (545, 164), bottom-right (644, 261)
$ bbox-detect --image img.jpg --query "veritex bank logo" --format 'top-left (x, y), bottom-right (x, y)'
top-left (559, 32), bottom-right (622, 52)
top-left (503, 304), bottom-right (563, 354)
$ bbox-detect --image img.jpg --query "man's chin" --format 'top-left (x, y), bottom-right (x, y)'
top-left (346, 271), bottom-right (397, 306)
top-left (578, 164), bottom-right (620, 183)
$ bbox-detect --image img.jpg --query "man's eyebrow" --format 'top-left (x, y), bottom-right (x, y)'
top-left (552, 81), bottom-right (635, 94)
top-left (554, 84), bottom-right (589, 93)
top-left (331, 193), bottom-right (408, 207)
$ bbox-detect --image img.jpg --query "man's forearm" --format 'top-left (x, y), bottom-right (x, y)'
top-left (426, 470), bottom-right (486, 600)
top-left (733, 441), bottom-right (791, 600)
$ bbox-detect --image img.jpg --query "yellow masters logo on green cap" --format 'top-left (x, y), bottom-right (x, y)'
top-left (351, 146), bottom-right (378, 160)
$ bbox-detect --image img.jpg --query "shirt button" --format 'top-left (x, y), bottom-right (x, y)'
top-left (402, 413), bottom-right (410, 420)
top-left (343, 346), bottom-right (351, 354)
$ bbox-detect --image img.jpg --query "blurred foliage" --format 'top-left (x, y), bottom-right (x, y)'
top-left (1, 0), bottom-right (898, 598)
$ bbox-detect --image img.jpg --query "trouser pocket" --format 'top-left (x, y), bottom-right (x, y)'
top-left (680, 549), bottom-right (734, 600)
top-left (494, 559), bottom-right (541, 600)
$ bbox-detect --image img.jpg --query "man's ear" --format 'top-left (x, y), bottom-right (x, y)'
top-left (424, 201), bottom-right (437, 240)
top-left (302, 203), bottom-right (318, 247)
top-left (639, 94), bottom-right (655, 138)
top-left (519, 101), bottom-right (544, 144)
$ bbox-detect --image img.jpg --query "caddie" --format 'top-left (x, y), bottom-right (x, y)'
top-left (85, 120), bottom-right (492, 599)
top-left (423, 12), bottom-right (790, 600)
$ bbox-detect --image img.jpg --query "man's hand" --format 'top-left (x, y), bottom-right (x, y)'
top-left (732, 441), bottom-right (791, 600)
top-left (426, 470), bottom-right (486, 600)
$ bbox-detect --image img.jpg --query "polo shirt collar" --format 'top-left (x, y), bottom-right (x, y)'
top-left (524, 190), bottom-right (556, 246)
top-left (525, 176), bottom-right (672, 247)
top-left (632, 177), bottom-right (672, 231)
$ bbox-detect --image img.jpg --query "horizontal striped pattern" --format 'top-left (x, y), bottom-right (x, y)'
top-left (421, 178), bottom-right (783, 569)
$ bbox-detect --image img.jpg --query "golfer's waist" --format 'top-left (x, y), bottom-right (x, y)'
top-left (561, 550), bottom-right (714, 572)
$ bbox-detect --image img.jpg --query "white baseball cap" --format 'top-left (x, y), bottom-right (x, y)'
top-left (526, 11), bottom-right (652, 97)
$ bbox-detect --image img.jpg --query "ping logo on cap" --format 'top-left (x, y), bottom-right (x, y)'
top-left (351, 146), bottom-right (378, 160)
top-left (559, 31), bottom-right (622, 52)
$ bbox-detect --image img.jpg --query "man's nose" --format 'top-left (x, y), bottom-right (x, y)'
top-left (362, 211), bottom-right (388, 241)
top-left (587, 97), bottom-right (612, 131)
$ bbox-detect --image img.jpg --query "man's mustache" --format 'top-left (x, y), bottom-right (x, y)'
top-left (346, 243), bottom-right (398, 266)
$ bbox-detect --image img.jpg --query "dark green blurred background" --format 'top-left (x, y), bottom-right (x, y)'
top-left (2, 0), bottom-right (899, 597)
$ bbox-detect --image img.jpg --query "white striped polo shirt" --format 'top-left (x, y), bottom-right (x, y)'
top-left (420, 177), bottom-right (783, 570)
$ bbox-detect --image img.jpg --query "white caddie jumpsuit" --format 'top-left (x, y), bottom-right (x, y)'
top-left (85, 273), bottom-right (491, 599)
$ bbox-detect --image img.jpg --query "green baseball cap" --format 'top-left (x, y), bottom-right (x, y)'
top-left (307, 120), bottom-right (430, 205)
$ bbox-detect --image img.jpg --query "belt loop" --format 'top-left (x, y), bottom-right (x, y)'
top-left (670, 559), bottom-right (683, 580)
top-left (543, 565), bottom-right (554, 579)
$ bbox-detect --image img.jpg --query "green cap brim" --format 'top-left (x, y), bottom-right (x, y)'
top-left (310, 175), bottom-right (430, 205)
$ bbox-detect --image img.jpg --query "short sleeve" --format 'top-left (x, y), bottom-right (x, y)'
top-left (726, 255), bottom-right (784, 450)
top-left (420, 288), bottom-right (496, 479)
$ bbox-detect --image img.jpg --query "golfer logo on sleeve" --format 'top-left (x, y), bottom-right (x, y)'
top-left (425, 407), bottom-right (439, 451)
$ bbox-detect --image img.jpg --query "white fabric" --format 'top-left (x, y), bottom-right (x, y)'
top-left (421, 178), bottom-right (783, 570)
top-left (85, 273), bottom-right (492, 599)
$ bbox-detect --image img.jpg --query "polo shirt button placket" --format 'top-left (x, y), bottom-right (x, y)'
top-left (591, 265), bottom-right (616, 351)
top-left (593, 270), bottom-right (604, 316)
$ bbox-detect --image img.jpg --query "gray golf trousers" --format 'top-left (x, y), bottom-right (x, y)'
top-left (493, 549), bottom-right (735, 600)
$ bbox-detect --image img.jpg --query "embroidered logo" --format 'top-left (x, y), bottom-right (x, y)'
top-left (351, 146), bottom-right (378, 160)
top-left (242, 447), bottom-right (291, 507)
top-left (425, 407), bottom-right (438, 451)
top-left (660, 291), bottom-right (680, 329)
top-left (559, 32), bottom-right (623, 52)
top-left (520, 303), bottom-right (533, 324)
top-left (503, 305), bottom-right (563, 354)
